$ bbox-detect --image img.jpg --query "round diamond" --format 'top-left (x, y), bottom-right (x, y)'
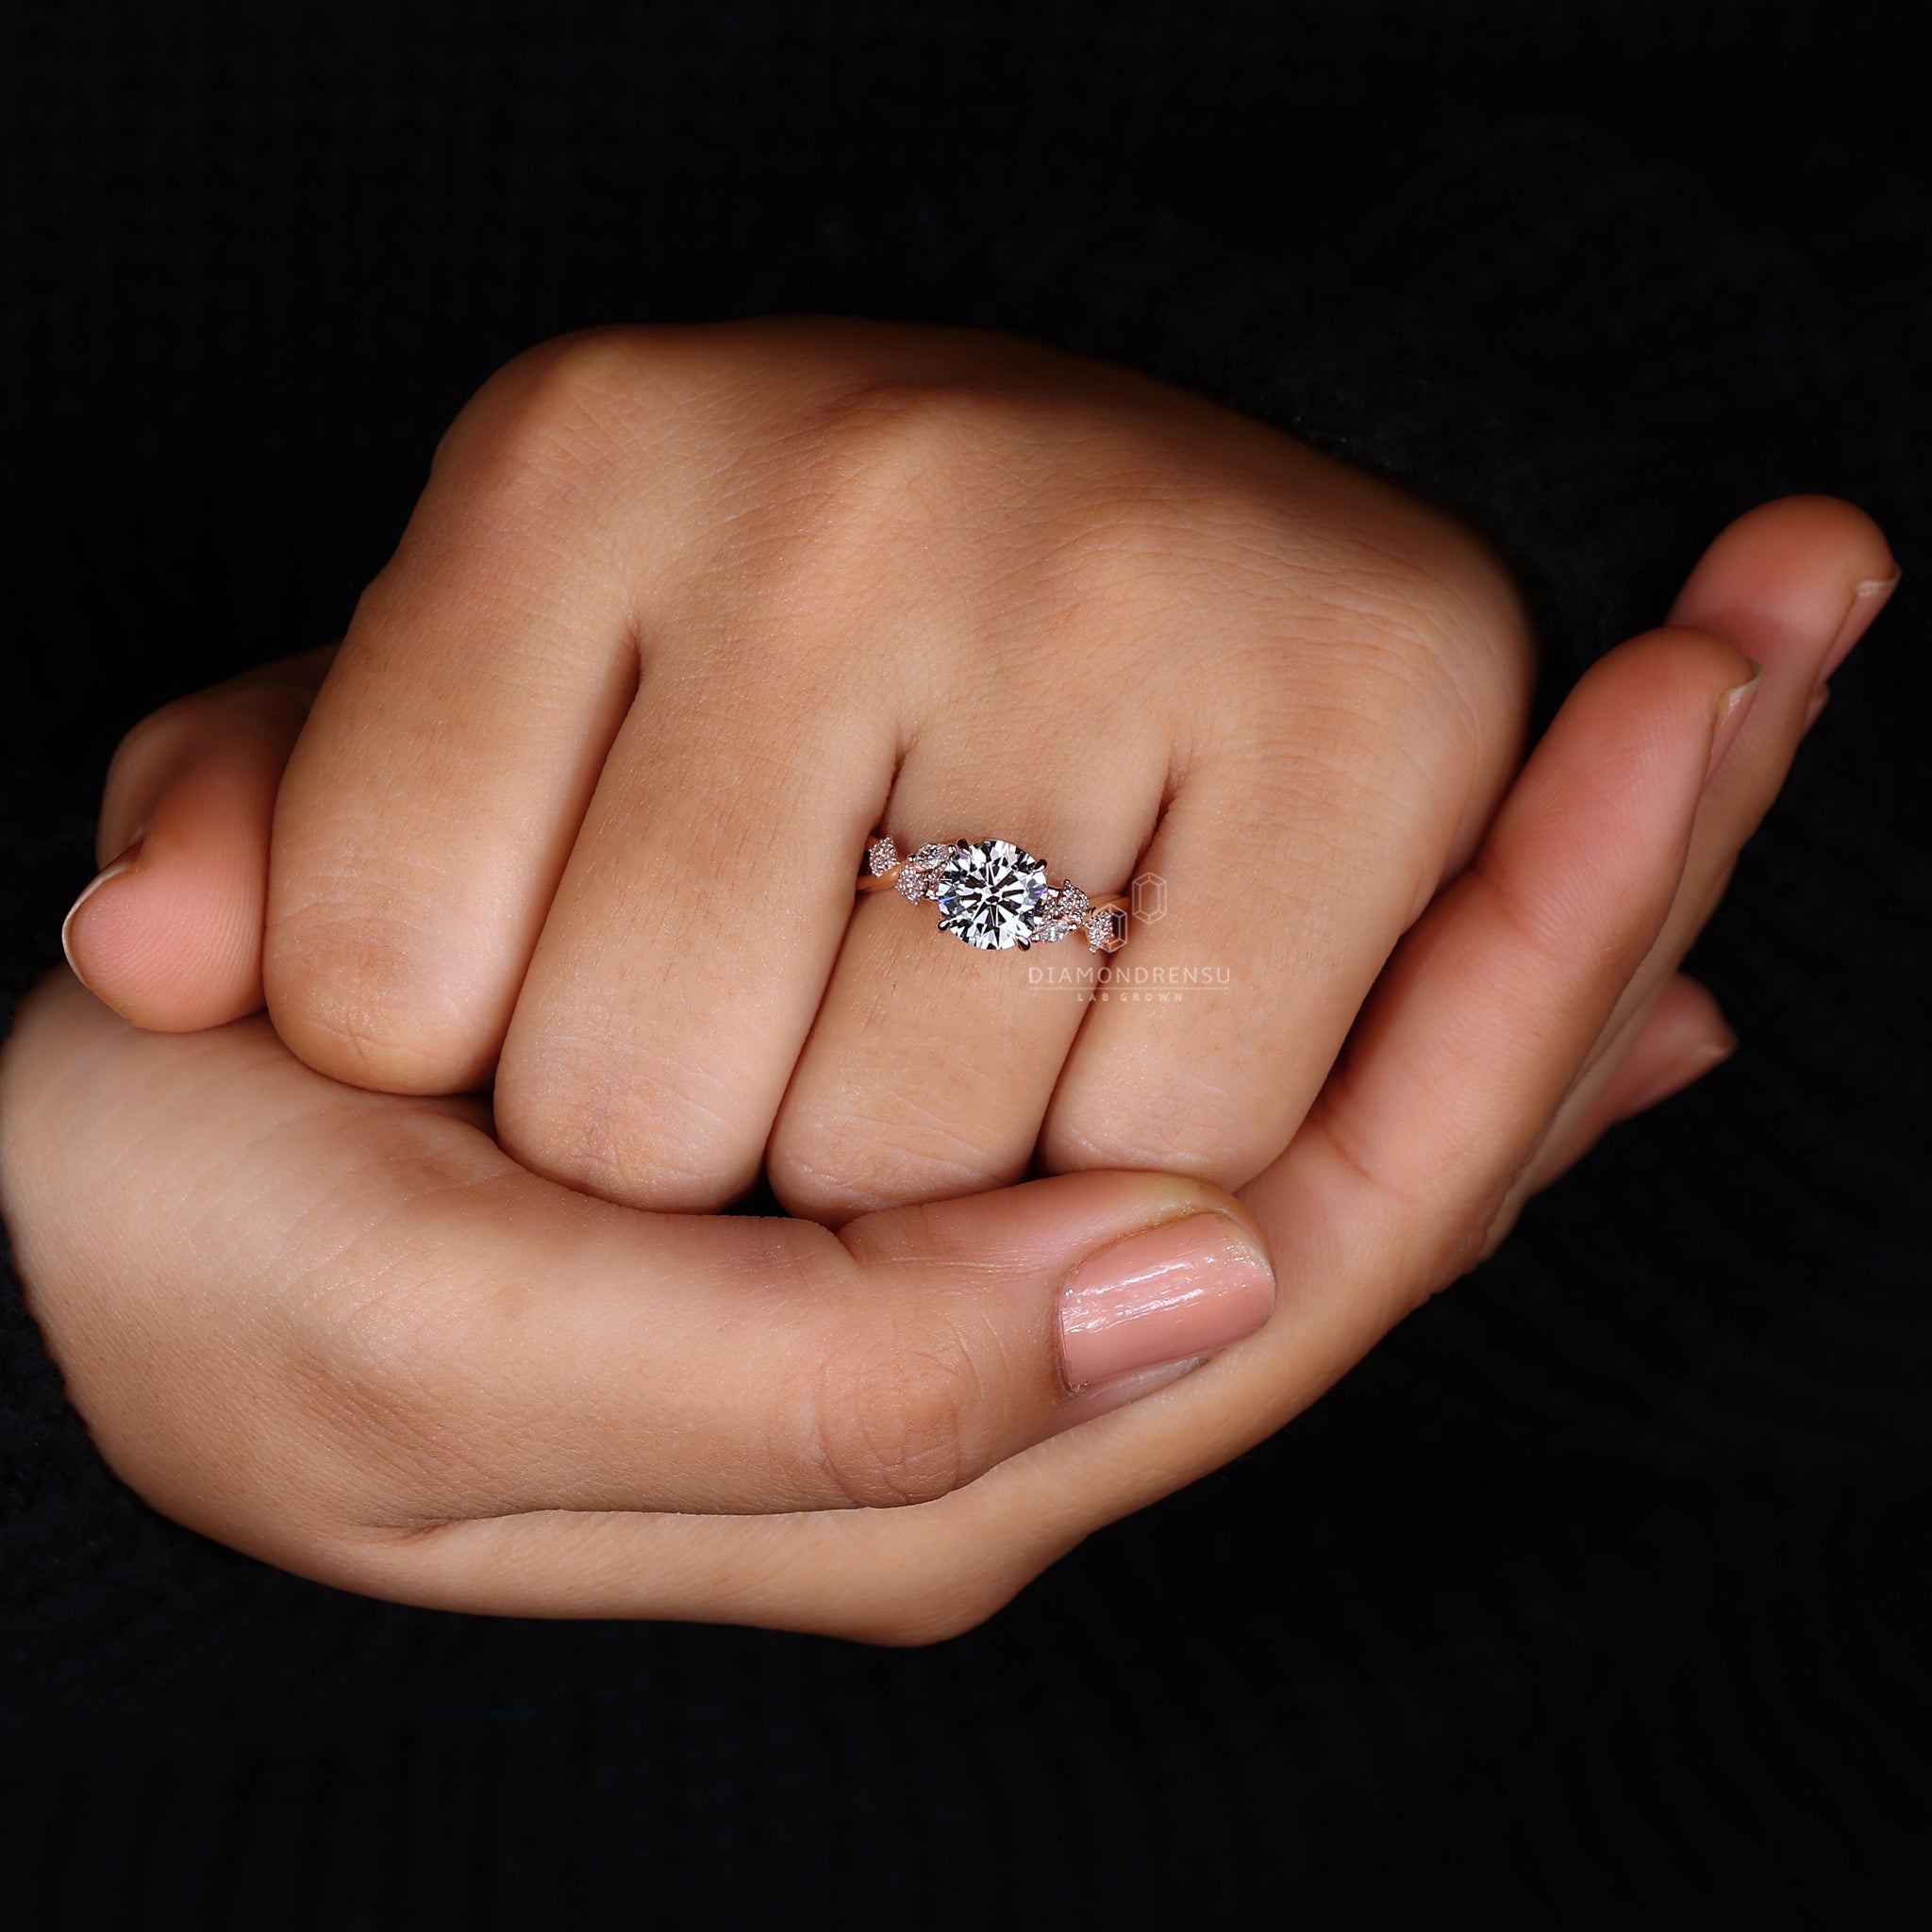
top-left (936, 839), bottom-right (1050, 950)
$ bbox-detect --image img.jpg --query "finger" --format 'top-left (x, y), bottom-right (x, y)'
top-left (3, 974), bottom-right (1276, 1567)
top-left (299, 621), bottom-right (1757, 1632)
top-left (490, 650), bottom-right (891, 1214)
top-left (1671, 494), bottom-right (1899, 707)
top-left (1241, 625), bottom-right (1750, 1303)
top-left (1041, 480), bottom-right (1533, 1193)
top-left (764, 737), bottom-right (1161, 1226)
top-left (748, 402), bottom-right (1186, 1226)
top-left (1501, 495), bottom-right (1897, 1215)
top-left (263, 336), bottom-right (666, 1094)
top-left (772, 445), bottom-right (1530, 1224)
top-left (493, 344), bottom-right (1198, 1217)
top-left (1593, 974), bottom-right (1735, 1124)
top-left (267, 325), bottom-right (977, 1103)
top-left (1519, 973), bottom-right (1734, 1191)
top-left (59, 649), bottom-right (332, 1031)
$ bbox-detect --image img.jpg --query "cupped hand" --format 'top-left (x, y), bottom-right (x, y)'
top-left (63, 320), bottom-right (1541, 1224)
top-left (7, 493), bottom-right (1889, 1635)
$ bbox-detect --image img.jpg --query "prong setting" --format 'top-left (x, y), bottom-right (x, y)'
top-left (859, 834), bottom-right (1133, 956)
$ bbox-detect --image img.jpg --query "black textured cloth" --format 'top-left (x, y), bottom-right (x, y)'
top-left (3, 3), bottom-right (1927, 1924)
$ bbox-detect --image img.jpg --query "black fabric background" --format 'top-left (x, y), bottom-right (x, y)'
top-left (1, 2), bottom-right (1926, 1925)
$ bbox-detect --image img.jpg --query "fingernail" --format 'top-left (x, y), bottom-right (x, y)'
top-left (1705, 664), bottom-right (1762, 784)
top-left (1802, 685), bottom-right (1831, 738)
top-left (60, 838), bottom-right (144, 982)
top-left (1058, 1212), bottom-right (1274, 1390)
top-left (1818, 572), bottom-right (1900, 688)
top-left (1611, 1030), bottom-right (1737, 1124)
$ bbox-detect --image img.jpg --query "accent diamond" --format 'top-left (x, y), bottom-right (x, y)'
top-left (1034, 883), bottom-right (1091, 944)
top-left (867, 836), bottom-right (899, 876)
top-left (895, 841), bottom-right (952, 903)
top-left (936, 839), bottom-right (1050, 949)
top-left (1083, 905), bottom-right (1129, 953)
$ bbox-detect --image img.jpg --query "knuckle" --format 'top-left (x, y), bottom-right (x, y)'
top-left (488, 327), bottom-right (649, 441)
top-left (767, 1103), bottom-right (1015, 1228)
top-left (818, 374), bottom-right (1022, 483)
top-left (494, 1036), bottom-right (759, 1211)
top-left (1308, 1091), bottom-right (1474, 1315)
top-left (808, 1316), bottom-right (996, 1511)
top-left (265, 882), bottom-right (491, 1092)
top-left (1292, 566), bottom-right (1479, 721)
top-left (1207, 489), bottom-right (1532, 774)
top-left (1470, 833), bottom-right (1657, 1003)
top-left (431, 328), bottom-right (654, 529)
top-left (786, 377), bottom-right (1173, 597)
top-left (776, 380), bottom-right (1015, 583)
top-left (1045, 1091), bottom-right (1254, 1192)
top-left (1327, 535), bottom-right (1530, 744)
top-left (1435, 1190), bottom-right (1509, 1292)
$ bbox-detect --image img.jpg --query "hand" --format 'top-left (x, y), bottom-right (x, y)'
top-left (6, 497), bottom-right (1890, 1635)
top-left (61, 320), bottom-right (1541, 1224)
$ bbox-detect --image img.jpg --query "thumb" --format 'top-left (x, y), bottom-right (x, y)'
top-left (60, 648), bottom-right (333, 1030)
top-left (3, 975), bottom-right (1277, 1610)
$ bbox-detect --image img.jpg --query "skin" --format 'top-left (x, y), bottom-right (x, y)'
top-left (8, 319), bottom-right (1895, 1639)
top-left (88, 323), bottom-right (1544, 1221)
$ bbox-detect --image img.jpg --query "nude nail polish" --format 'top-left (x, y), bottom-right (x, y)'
top-left (59, 837), bottom-right (143, 980)
top-left (1058, 1213), bottom-right (1275, 1390)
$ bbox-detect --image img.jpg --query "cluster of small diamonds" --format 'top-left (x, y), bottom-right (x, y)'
top-left (894, 842), bottom-right (952, 903)
top-left (1033, 884), bottom-right (1090, 944)
top-left (1026, 880), bottom-right (1126, 953)
top-left (1082, 904), bottom-right (1130, 953)
top-left (866, 835), bottom-right (952, 903)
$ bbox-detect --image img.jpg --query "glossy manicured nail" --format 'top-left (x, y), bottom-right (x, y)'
top-left (59, 838), bottom-right (144, 983)
top-left (1818, 572), bottom-right (1900, 687)
top-left (1058, 1212), bottom-right (1274, 1390)
top-left (1705, 665), bottom-right (1762, 784)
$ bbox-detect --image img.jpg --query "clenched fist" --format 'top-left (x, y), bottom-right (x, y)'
top-left (16, 317), bottom-right (1892, 1635)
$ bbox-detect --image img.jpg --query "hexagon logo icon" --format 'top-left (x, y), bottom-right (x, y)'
top-left (1131, 871), bottom-right (1168, 924)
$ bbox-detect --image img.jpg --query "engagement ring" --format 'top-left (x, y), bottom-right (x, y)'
top-left (858, 836), bottom-right (1129, 954)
